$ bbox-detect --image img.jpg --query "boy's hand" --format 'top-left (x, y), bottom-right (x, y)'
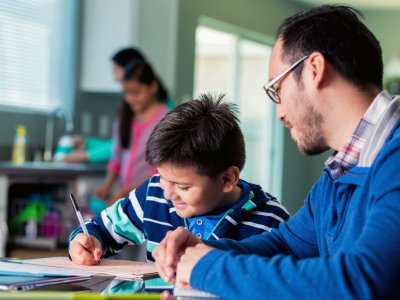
top-left (153, 227), bottom-right (202, 283)
top-left (176, 243), bottom-right (214, 288)
top-left (69, 233), bottom-right (102, 265)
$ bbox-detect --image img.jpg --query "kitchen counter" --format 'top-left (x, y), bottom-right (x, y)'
top-left (0, 161), bottom-right (106, 176)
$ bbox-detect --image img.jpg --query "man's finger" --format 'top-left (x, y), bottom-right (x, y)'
top-left (160, 290), bottom-right (174, 300)
top-left (165, 227), bottom-right (186, 266)
top-left (155, 261), bottom-right (167, 281)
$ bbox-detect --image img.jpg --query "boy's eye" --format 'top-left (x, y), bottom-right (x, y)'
top-left (177, 185), bottom-right (189, 191)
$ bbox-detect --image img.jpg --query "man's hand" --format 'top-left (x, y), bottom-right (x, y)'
top-left (176, 243), bottom-right (214, 288)
top-left (153, 227), bottom-right (202, 283)
top-left (69, 233), bottom-right (102, 265)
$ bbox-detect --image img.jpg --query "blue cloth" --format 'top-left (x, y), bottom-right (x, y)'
top-left (191, 118), bottom-right (400, 298)
top-left (69, 175), bottom-right (290, 261)
top-left (85, 136), bottom-right (113, 163)
top-left (185, 181), bottom-right (249, 240)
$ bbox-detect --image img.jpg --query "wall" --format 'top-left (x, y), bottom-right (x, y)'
top-left (136, 0), bottom-right (179, 100)
top-left (361, 10), bottom-right (400, 71)
top-left (80, 0), bottom-right (138, 93)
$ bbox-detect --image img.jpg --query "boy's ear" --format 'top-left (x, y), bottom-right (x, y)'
top-left (221, 166), bottom-right (240, 192)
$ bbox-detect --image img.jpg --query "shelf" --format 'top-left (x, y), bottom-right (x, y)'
top-left (7, 246), bottom-right (68, 259)
top-left (13, 235), bottom-right (57, 250)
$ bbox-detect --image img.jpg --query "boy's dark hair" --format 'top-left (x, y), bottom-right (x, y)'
top-left (111, 47), bottom-right (146, 67)
top-left (119, 59), bottom-right (169, 149)
top-left (277, 5), bottom-right (383, 90)
top-left (146, 94), bottom-right (245, 178)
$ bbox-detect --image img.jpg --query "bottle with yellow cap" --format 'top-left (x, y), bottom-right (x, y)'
top-left (11, 125), bottom-right (27, 164)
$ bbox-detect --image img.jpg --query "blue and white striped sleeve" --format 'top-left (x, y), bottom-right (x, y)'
top-left (69, 179), bottom-right (150, 257)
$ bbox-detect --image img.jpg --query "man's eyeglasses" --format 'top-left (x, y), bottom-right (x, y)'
top-left (263, 55), bottom-right (309, 104)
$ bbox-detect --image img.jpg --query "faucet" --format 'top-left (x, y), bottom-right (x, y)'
top-left (43, 104), bottom-right (74, 162)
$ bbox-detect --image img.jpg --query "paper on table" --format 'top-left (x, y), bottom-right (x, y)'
top-left (24, 257), bottom-right (158, 279)
top-left (0, 261), bottom-right (93, 277)
top-left (174, 286), bottom-right (222, 299)
top-left (0, 275), bottom-right (90, 291)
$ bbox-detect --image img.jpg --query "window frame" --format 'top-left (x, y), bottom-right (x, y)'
top-left (194, 16), bottom-right (283, 199)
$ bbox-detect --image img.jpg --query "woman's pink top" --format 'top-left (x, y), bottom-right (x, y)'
top-left (107, 104), bottom-right (168, 188)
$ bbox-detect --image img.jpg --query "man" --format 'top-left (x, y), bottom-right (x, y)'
top-left (153, 5), bottom-right (400, 299)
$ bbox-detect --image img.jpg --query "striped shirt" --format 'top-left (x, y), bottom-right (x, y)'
top-left (69, 175), bottom-right (290, 261)
top-left (325, 91), bottom-right (398, 179)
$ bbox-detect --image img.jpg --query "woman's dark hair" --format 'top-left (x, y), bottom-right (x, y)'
top-left (146, 93), bottom-right (245, 178)
top-left (111, 47), bottom-right (146, 67)
top-left (123, 60), bottom-right (169, 101)
top-left (277, 5), bottom-right (383, 90)
top-left (119, 60), bottom-right (169, 148)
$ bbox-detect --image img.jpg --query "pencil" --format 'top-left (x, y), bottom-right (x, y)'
top-left (69, 193), bottom-right (100, 265)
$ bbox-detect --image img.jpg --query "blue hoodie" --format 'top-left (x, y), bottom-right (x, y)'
top-left (191, 96), bottom-right (400, 299)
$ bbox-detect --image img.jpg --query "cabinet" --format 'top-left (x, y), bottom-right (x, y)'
top-left (0, 162), bottom-right (105, 257)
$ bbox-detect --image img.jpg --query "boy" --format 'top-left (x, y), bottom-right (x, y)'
top-left (69, 94), bottom-right (289, 264)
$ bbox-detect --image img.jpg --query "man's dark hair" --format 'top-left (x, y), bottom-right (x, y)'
top-left (146, 94), bottom-right (245, 178)
top-left (277, 5), bottom-right (383, 90)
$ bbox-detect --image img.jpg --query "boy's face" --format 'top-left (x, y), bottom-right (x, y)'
top-left (157, 164), bottom-right (227, 218)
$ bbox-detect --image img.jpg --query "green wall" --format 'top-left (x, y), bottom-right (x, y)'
top-left (362, 10), bottom-right (400, 72)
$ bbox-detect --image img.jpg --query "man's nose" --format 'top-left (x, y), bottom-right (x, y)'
top-left (276, 104), bottom-right (284, 121)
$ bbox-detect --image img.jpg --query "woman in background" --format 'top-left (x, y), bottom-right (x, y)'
top-left (93, 59), bottom-right (172, 204)
top-left (61, 48), bottom-right (146, 164)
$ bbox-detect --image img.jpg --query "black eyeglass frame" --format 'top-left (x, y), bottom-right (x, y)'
top-left (263, 55), bottom-right (309, 104)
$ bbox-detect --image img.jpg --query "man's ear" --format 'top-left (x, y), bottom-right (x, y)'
top-left (221, 166), bottom-right (240, 193)
top-left (308, 51), bottom-right (328, 89)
